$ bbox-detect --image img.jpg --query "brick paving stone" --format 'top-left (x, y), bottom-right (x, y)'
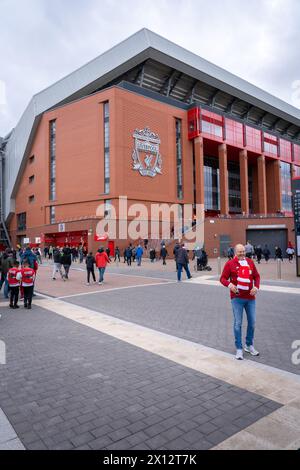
top-left (0, 304), bottom-right (282, 450)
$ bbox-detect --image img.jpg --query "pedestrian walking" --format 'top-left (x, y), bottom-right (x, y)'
top-left (7, 261), bottom-right (22, 309)
top-left (220, 243), bottom-right (260, 360)
top-left (86, 252), bottom-right (96, 285)
top-left (95, 248), bottom-right (110, 284)
top-left (79, 247), bottom-right (84, 264)
top-left (275, 246), bottom-right (283, 261)
top-left (61, 245), bottom-right (72, 279)
top-left (0, 250), bottom-right (14, 299)
top-left (173, 242), bottom-right (180, 271)
top-left (114, 246), bottom-right (121, 263)
top-left (44, 246), bottom-right (49, 259)
top-left (255, 245), bottom-right (262, 264)
top-left (160, 245), bottom-right (168, 265)
top-left (125, 246), bottom-right (132, 266)
top-left (245, 241), bottom-right (254, 259)
top-left (21, 260), bottom-right (36, 309)
top-left (149, 248), bottom-right (156, 263)
top-left (286, 242), bottom-right (295, 262)
top-left (262, 244), bottom-right (270, 263)
top-left (176, 244), bottom-right (192, 281)
top-left (48, 245), bottom-right (53, 260)
top-left (52, 247), bottom-right (64, 280)
top-left (135, 244), bottom-right (144, 266)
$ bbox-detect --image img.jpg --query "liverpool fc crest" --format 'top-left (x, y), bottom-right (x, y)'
top-left (132, 127), bottom-right (162, 177)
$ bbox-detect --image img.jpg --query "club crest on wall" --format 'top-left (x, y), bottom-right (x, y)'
top-left (132, 127), bottom-right (162, 177)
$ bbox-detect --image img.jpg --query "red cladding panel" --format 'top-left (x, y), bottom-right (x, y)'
top-left (188, 108), bottom-right (200, 140)
top-left (245, 126), bottom-right (262, 153)
top-left (279, 139), bottom-right (292, 162)
top-left (225, 119), bottom-right (244, 147)
top-left (294, 144), bottom-right (300, 164)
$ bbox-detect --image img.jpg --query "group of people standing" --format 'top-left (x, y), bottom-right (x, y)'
top-left (44, 245), bottom-right (88, 264)
top-left (0, 246), bottom-right (38, 316)
top-left (227, 241), bottom-right (295, 263)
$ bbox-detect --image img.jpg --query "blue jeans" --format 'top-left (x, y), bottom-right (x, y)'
top-left (177, 263), bottom-right (192, 281)
top-left (98, 267), bottom-right (105, 283)
top-left (231, 298), bottom-right (256, 350)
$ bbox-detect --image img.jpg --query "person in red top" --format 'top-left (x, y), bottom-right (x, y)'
top-left (220, 244), bottom-right (260, 361)
top-left (95, 247), bottom-right (110, 284)
top-left (21, 260), bottom-right (36, 309)
top-left (7, 261), bottom-right (22, 309)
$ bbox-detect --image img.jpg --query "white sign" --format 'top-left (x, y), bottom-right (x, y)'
top-left (58, 223), bottom-right (65, 233)
top-left (132, 127), bottom-right (162, 177)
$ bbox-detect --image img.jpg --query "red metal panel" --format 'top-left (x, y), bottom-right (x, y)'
top-left (294, 144), bottom-right (300, 164)
top-left (225, 118), bottom-right (244, 147)
top-left (279, 139), bottom-right (292, 163)
top-left (187, 108), bottom-right (200, 140)
top-left (245, 126), bottom-right (262, 153)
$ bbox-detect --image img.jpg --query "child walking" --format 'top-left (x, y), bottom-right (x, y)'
top-left (7, 261), bottom-right (22, 309)
top-left (21, 260), bottom-right (36, 309)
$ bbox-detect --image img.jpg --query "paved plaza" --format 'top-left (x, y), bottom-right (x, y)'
top-left (0, 258), bottom-right (300, 450)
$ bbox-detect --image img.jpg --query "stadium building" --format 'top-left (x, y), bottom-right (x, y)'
top-left (1, 28), bottom-right (300, 257)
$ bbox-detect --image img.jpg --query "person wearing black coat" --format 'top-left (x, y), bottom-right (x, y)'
top-left (160, 245), bottom-right (168, 265)
top-left (263, 245), bottom-right (271, 263)
top-left (176, 244), bottom-right (192, 281)
top-left (275, 246), bottom-right (283, 261)
top-left (86, 252), bottom-right (96, 284)
top-left (52, 247), bottom-right (64, 280)
top-left (173, 242), bottom-right (180, 271)
top-left (61, 245), bottom-right (72, 279)
top-left (255, 245), bottom-right (263, 264)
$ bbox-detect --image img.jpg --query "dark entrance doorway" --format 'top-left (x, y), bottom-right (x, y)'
top-left (246, 228), bottom-right (287, 258)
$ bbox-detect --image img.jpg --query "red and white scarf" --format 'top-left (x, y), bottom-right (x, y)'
top-left (237, 259), bottom-right (252, 291)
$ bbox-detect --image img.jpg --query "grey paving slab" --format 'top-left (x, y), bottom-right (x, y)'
top-left (0, 305), bottom-right (281, 450)
top-left (64, 282), bottom-right (300, 374)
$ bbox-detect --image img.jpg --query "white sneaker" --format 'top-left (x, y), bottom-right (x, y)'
top-left (244, 345), bottom-right (260, 356)
top-left (235, 349), bottom-right (244, 360)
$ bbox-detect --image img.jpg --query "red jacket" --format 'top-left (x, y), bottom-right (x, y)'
top-left (21, 267), bottom-right (36, 287)
top-left (220, 256), bottom-right (260, 300)
top-left (7, 267), bottom-right (22, 287)
top-left (95, 251), bottom-right (110, 268)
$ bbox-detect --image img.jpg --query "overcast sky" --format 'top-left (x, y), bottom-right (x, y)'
top-left (1, 0), bottom-right (300, 136)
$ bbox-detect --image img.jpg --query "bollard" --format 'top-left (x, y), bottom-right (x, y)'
top-left (217, 257), bottom-right (221, 275)
top-left (277, 258), bottom-right (282, 280)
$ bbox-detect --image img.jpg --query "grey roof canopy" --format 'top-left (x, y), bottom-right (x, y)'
top-left (3, 28), bottom-right (300, 219)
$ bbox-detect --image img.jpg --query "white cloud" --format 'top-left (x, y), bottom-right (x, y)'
top-left (0, 0), bottom-right (299, 136)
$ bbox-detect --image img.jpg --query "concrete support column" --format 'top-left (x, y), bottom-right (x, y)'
top-left (194, 136), bottom-right (205, 206)
top-left (266, 159), bottom-right (282, 213)
top-left (257, 155), bottom-right (267, 215)
top-left (239, 149), bottom-right (249, 215)
top-left (218, 143), bottom-right (229, 215)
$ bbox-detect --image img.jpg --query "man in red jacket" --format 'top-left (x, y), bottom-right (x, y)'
top-left (95, 248), bottom-right (110, 285)
top-left (220, 244), bottom-right (260, 360)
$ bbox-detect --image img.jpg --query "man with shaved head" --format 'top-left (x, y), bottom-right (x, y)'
top-left (220, 243), bottom-right (260, 360)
